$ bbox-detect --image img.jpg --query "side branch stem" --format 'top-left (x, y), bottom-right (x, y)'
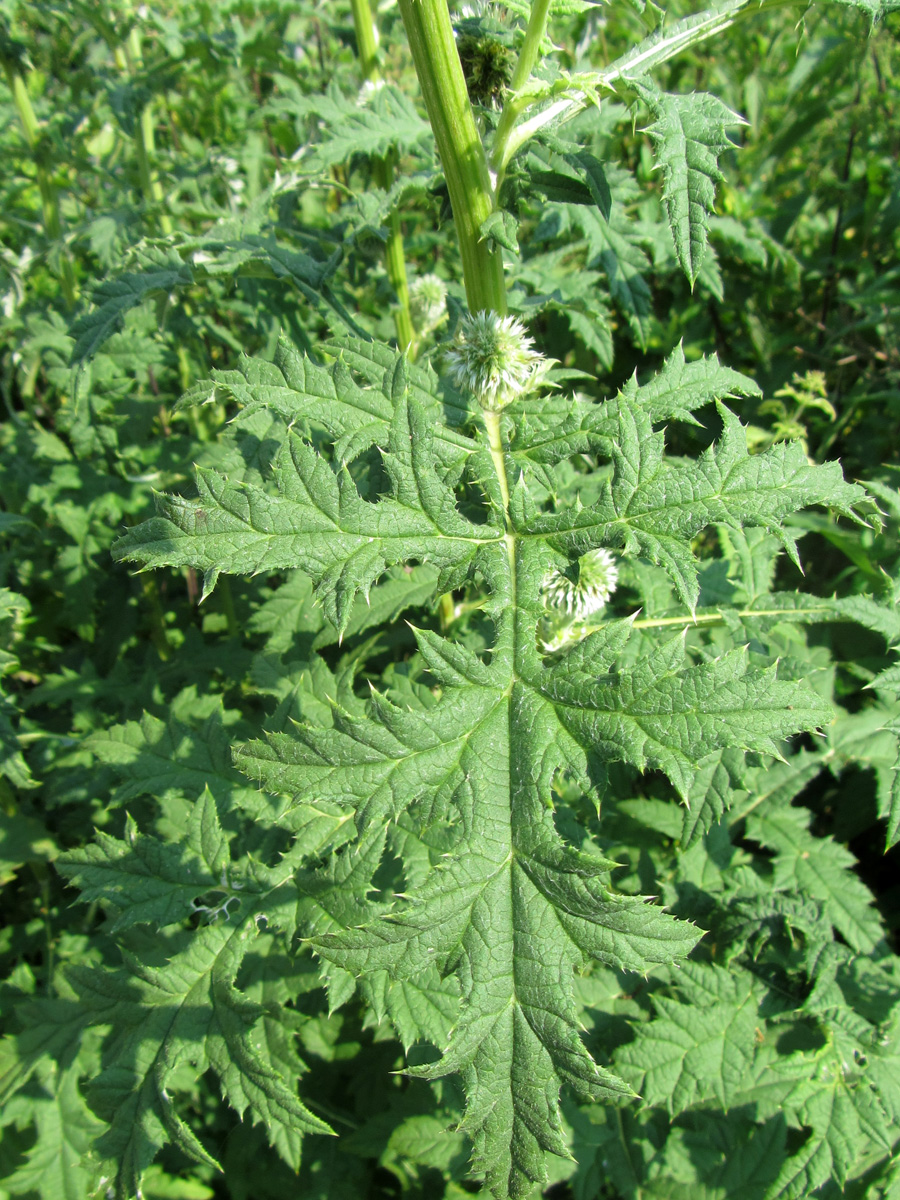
top-left (5, 65), bottom-right (77, 308)
top-left (117, 27), bottom-right (173, 235)
top-left (398, 0), bottom-right (506, 314)
top-left (491, 0), bottom-right (552, 178)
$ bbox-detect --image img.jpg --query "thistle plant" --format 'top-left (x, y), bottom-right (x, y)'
top-left (6, 3), bottom-right (898, 1200)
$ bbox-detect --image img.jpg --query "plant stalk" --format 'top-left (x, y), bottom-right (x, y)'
top-left (491, 0), bottom-right (552, 178)
top-left (350, 0), bottom-right (415, 350)
top-left (119, 25), bottom-right (173, 235)
top-left (5, 65), bottom-right (77, 308)
top-left (350, 0), bottom-right (381, 81)
top-left (397, 0), bottom-right (506, 314)
top-left (374, 155), bottom-right (415, 351)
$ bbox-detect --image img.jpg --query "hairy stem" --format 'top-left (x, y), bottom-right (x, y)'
top-left (398, 0), bottom-right (506, 314)
top-left (5, 64), bottom-right (77, 308)
top-left (350, 0), bottom-right (415, 350)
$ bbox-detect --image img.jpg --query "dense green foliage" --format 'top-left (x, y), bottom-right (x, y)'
top-left (1, 1), bottom-right (899, 1199)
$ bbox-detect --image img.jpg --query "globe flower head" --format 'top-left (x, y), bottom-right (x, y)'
top-left (409, 273), bottom-right (448, 335)
top-left (447, 310), bottom-right (551, 412)
top-left (541, 548), bottom-right (619, 622)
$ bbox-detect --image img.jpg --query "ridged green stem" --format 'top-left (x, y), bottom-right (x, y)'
top-left (398, 0), bottom-right (506, 315)
top-left (350, 0), bottom-right (381, 80)
top-left (491, 0), bottom-right (552, 179)
top-left (5, 65), bottom-right (77, 308)
top-left (350, 0), bottom-right (415, 350)
top-left (374, 154), bottom-right (415, 351)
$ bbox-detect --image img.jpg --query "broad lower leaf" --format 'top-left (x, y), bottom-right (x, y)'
top-left (110, 336), bottom-right (870, 1197)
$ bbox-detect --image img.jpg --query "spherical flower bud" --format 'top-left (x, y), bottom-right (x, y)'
top-left (541, 548), bottom-right (619, 622)
top-left (409, 274), bottom-right (448, 335)
top-left (446, 310), bottom-right (551, 412)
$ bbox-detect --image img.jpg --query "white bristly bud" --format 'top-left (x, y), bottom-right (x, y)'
top-left (446, 310), bottom-right (552, 411)
top-left (409, 274), bottom-right (448, 335)
top-left (541, 547), bottom-right (619, 641)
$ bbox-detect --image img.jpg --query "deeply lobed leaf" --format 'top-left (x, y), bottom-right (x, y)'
top-left (109, 336), bottom-right (872, 1196)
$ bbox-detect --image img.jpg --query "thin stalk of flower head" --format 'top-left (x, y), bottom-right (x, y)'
top-left (114, 24), bottom-right (173, 235)
top-left (397, 0), bottom-right (506, 315)
top-left (4, 62), bottom-right (77, 308)
top-left (350, 0), bottom-right (415, 351)
top-left (490, 0), bottom-right (552, 182)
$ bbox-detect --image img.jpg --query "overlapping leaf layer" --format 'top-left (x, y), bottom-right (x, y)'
top-left (101, 339), bottom-right (871, 1195)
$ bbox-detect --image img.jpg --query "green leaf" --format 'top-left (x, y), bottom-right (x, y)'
top-left (69, 249), bottom-right (193, 365)
top-left (745, 801), bottom-right (883, 953)
top-left (634, 81), bottom-right (745, 284)
top-left (84, 703), bottom-right (265, 817)
top-left (866, 660), bottom-right (900, 849)
top-left (0, 811), bottom-right (57, 884)
top-left (0, 998), bottom-right (92, 1111)
top-left (385, 1113), bottom-right (468, 1175)
top-left (522, 401), bottom-right (867, 610)
top-left (614, 963), bottom-right (761, 1114)
top-left (278, 82), bottom-right (432, 169)
top-left (509, 342), bottom-right (760, 468)
top-left (68, 900), bottom-right (333, 1198)
top-left (113, 389), bottom-right (485, 633)
top-left (112, 337), bottom-right (870, 1197)
top-left (240, 607), bottom-right (832, 1194)
top-left (527, 168), bottom-right (598, 207)
top-left (56, 788), bottom-right (231, 931)
top-left (480, 210), bottom-right (520, 254)
top-left (186, 333), bottom-right (472, 465)
top-left (71, 201), bottom-right (343, 363)
top-left (551, 200), bottom-right (654, 345)
top-left (679, 747), bottom-right (747, 847)
top-left (758, 1006), bottom-right (897, 1199)
top-left (2, 1062), bottom-right (105, 1200)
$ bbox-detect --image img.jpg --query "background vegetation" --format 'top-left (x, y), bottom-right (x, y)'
top-left (1, 1), bottom-right (898, 1198)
